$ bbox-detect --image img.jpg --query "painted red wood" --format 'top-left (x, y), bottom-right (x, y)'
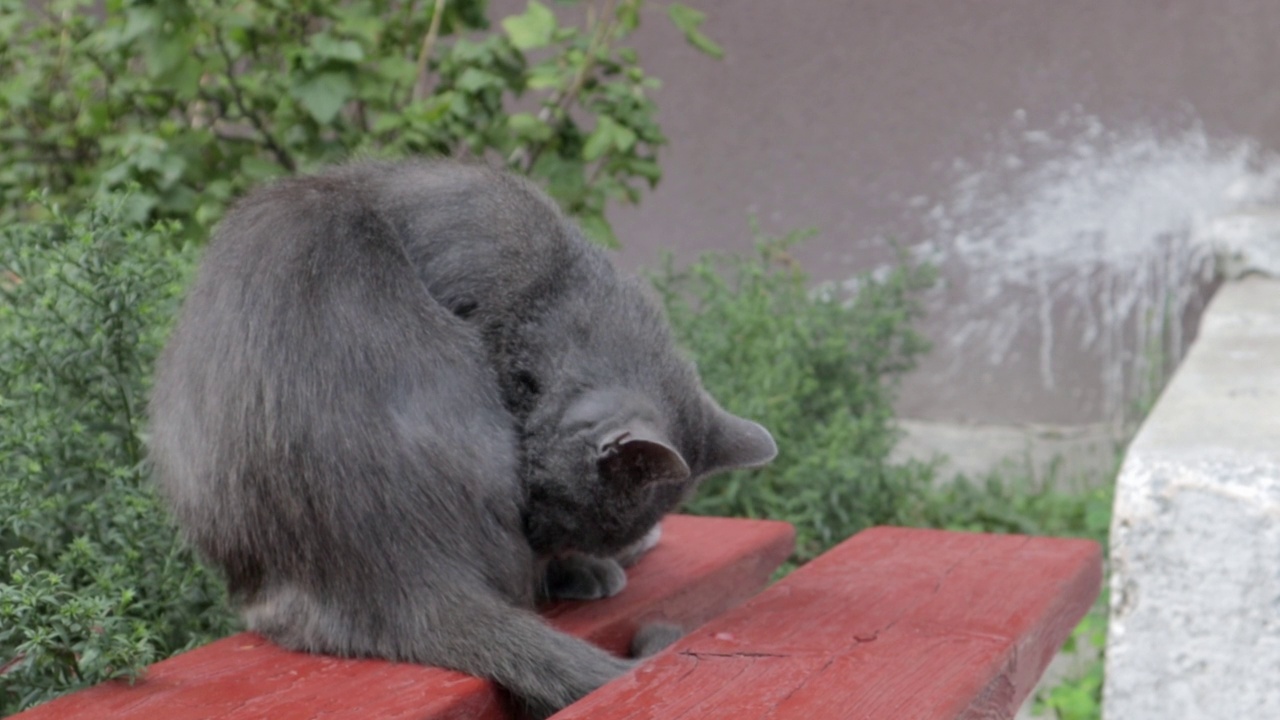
top-left (11, 515), bottom-right (795, 720)
top-left (554, 526), bottom-right (1103, 720)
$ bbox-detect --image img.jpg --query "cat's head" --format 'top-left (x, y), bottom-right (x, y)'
top-left (521, 385), bottom-right (777, 557)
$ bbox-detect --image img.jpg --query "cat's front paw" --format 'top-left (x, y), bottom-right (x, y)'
top-left (542, 553), bottom-right (627, 601)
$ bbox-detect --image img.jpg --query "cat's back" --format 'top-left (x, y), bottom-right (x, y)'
top-left (148, 161), bottom-right (522, 569)
top-left (334, 160), bottom-right (597, 311)
top-left (354, 160), bottom-right (678, 375)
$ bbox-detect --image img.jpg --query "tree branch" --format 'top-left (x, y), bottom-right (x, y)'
top-left (510, 0), bottom-right (617, 173)
top-left (410, 0), bottom-right (448, 104)
top-left (212, 28), bottom-right (296, 172)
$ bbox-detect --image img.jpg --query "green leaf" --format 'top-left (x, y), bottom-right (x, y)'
top-left (616, 1), bottom-right (641, 35)
top-left (455, 68), bottom-right (504, 93)
top-left (507, 112), bottom-right (553, 142)
top-left (371, 113), bottom-right (404, 134)
top-left (309, 33), bottom-right (366, 64)
top-left (291, 72), bottom-right (354, 124)
top-left (628, 157), bottom-right (661, 184)
top-left (532, 152), bottom-right (587, 209)
top-left (376, 56), bottom-right (418, 85)
top-left (146, 37), bottom-right (202, 98)
top-left (612, 122), bottom-right (637, 152)
top-left (404, 94), bottom-right (455, 124)
top-left (667, 3), bottom-right (724, 59)
top-left (502, 0), bottom-right (557, 51)
top-left (117, 6), bottom-right (161, 45)
top-left (238, 156), bottom-right (284, 181)
top-left (527, 62), bottom-right (565, 90)
top-left (583, 115), bottom-right (636, 161)
top-left (333, 5), bottom-right (384, 44)
top-left (582, 127), bottom-right (612, 163)
top-left (577, 211), bottom-right (619, 248)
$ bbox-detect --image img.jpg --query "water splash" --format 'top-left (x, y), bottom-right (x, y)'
top-left (905, 110), bottom-right (1280, 422)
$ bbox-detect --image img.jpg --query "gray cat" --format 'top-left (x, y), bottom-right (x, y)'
top-left (147, 160), bottom-right (777, 718)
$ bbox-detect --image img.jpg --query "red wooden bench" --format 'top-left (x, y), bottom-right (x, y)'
top-left (557, 526), bottom-right (1102, 719)
top-left (10, 517), bottom-right (1101, 720)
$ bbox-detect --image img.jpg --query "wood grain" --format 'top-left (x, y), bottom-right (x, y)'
top-left (553, 526), bottom-right (1103, 720)
top-left (11, 515), bottom-right (795, 720)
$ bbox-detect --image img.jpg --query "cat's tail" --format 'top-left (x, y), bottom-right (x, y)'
top-left (428, 596), bottom-right (636, 719)
top-left (465, 610), bottom-right (683, 718)
top-left (246, 580), bottom-right (640, 719)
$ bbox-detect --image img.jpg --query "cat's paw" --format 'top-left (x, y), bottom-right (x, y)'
top-left (543, 554), bottom-right (627, 600)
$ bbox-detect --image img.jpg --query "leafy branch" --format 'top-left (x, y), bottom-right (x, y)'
top-left (0, 0), bottom-right (725, 244)
top-left (212, 28), bottom-right (297, 173)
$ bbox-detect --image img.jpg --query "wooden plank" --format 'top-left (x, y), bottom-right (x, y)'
top-left (11, 515), bottom-right (795, 720)
top-left (554, 526), bottom-right (1103, 720)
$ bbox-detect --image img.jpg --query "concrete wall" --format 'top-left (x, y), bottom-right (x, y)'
top-left (1104, 276), bottom-right (1280, 719)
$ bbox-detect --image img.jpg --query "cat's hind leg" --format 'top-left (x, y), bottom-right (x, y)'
top-left (241, 583), bottom-right (371, 658)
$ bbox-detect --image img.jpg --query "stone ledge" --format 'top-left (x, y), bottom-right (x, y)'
top-left (892, 418), bottom-right (1124, 488)
top-left (1104, 276), bottom-right (1280, 719)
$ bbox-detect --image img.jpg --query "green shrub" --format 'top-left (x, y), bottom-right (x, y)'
top-left (0, 196), bottom-right (230, 714)
top-left (652, 229), bottom-right (938, 562)
top-left (903, 473), bottom-right (1115, 543)
top-left (0, 0), bottom-right (719, 245)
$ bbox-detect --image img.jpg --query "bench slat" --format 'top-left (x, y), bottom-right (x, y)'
top-left (12, 515), bottom-right (795, 720)
top-left (553, 526), bottom-right (1103, 719)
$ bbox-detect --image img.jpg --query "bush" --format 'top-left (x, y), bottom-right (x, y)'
top-left (0, 196), bottom-right (230, 714)
top-left (0, 0), bottom-right (720, 245)
top-left (903, 473), bottom-right (1115, 542)
top-left (651, 229), bottom-right (938, 562)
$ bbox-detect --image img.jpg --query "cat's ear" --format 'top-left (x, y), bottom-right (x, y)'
top-left (702, 405), bottom-right (778, 475)
top-left (597, 423), bottom-right (691, 487)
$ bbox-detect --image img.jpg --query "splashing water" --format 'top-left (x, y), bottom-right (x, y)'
top-left (907, 111), bottom-right (1280, 423)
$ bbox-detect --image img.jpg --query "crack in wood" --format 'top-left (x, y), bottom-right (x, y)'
top-left (669, 653), bottom-right (755, 720)
top-left (678, 650), bottom-right (790, 659)
top-left (932, 542), bottom-right (988, 595)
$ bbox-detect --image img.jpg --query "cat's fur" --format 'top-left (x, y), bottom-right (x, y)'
top-left (147, 160), bottom-right (777, 718)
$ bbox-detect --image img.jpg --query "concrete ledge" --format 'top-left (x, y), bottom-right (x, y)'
top-left (1104, 276), bottom-right (1280, 719)
top-left (892, 418), bottom-right (1123, 488)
